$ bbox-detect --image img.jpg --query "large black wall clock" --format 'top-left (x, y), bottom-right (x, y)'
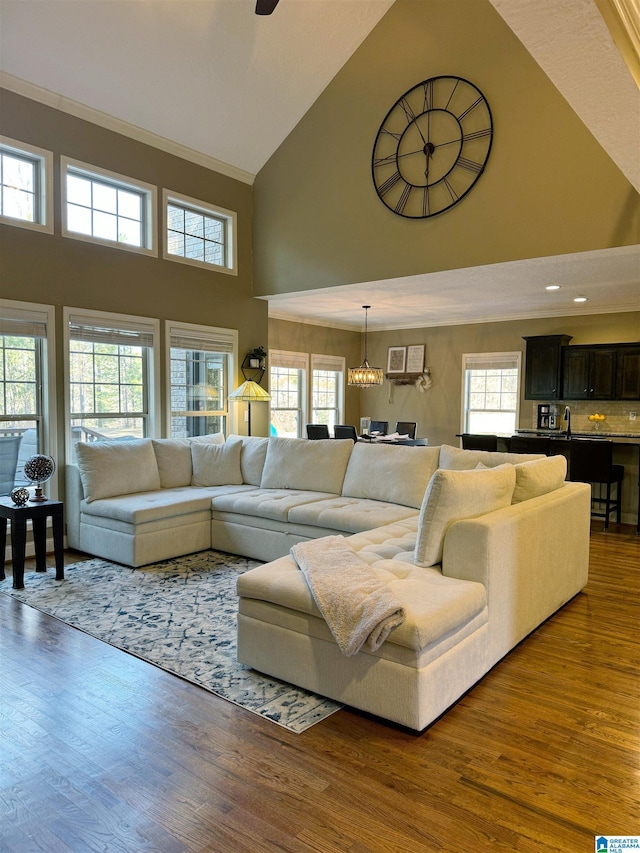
top-left (372, 75), bottom-right (493, 219)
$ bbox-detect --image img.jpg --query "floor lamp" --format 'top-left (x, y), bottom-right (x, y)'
top-left (228, 380), bottom-right (271, 436)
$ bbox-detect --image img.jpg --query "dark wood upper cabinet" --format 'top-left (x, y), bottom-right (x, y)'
top-left (561, 345), bottom-right (617, 400)
top-left (523, 335), bottom-right (571, 400)
top-left (616, 345), bottom-right (640, 400)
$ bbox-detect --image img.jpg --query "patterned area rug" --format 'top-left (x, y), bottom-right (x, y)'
top-left (2, 551), bottom-right (342, 733)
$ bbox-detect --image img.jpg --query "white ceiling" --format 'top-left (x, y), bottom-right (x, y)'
top-left (1, 0), bottom-right (638, 331)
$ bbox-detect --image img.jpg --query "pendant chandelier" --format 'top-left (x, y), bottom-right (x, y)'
top-left (348, 305), bottom-right (384, 387)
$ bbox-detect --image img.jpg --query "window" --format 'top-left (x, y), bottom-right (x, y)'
top-left (0, 300), bottom-right (56, 495)
top-left (0, 137), bottom-right (53, 234)
top-left (163, 189), bottom-right (237, 275)
top-left (462, 352), bottom-right (521, 435)
top-left (65, 309), bottom-right (160, 454)
top-left (269, 351), bottom-right (308, 438)
top-left (61, 157), bottom-right (157, 256)
top-left (167, 321), bottom-right (237, 438)
top-left (311, 354), bottom-right (345, 431)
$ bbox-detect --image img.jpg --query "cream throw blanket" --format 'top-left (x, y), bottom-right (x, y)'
top-left (290, 536), bottom-right (406, 657)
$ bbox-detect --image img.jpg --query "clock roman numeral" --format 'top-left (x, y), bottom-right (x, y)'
top-left (373, 152), bottom-right (398, 168)
top-left (398, 97), bottom-right (416, 124)
top-left (443, 177), bottom-right (458, 202)
top-left (462, 127), bottom-right (491, 141)
top-left (395, 183), bottom-right (412, 215)
top-left (422, 79), bottom-right (434, 112)
top-left (422, 186), bottom-right (430, 217)
top-left (377, 170), bottom-right (402, 197)
top-left (457, 157), bottom-right (483, 174)
top-left (457, 96), bottom-right (483, 121)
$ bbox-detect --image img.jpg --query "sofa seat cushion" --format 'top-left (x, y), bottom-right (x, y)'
top-left (287, 496), bottom-right (418, 534)
top-left (81, 484), bottom-right (254, 525)
top-left (210, 488), bottom-right (338, 522)
top-left (237, 556), bottom-right (487, 653)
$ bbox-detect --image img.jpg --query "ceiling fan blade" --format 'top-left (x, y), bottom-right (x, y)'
top-left (255, 0), bottom-right (280, 14)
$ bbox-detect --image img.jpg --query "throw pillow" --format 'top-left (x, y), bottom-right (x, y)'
top-left (512, 454), bottom-right (567, 503)
top-left (225, 435), bottom-right (269, 486)
top-left (191, 440), bottom-right (243, 487)
top-left (76, 439), bottom-right (161, 503)
top-left (152, 433), bottom-right (225, 488)
top-left (414, 463), bottom-right (516, 567)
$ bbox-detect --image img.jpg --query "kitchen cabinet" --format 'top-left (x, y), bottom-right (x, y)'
top-left (561, 345), bottom-right (617, 400)
top-left (523, 335), bottom-right (572, 400)
top-left (616, 345), bottom-right (640, 400)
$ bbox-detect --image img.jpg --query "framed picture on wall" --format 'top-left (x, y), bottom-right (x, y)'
top-left (406, 344), bottom-right (425, 373)
top-left (387, 346), bottom-right (407, 374)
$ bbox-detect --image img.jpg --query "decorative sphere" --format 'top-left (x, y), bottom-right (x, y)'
top-left (10, 486), bottom-right (30, 506)
top-left (24, 454), bottom-right (56, 484)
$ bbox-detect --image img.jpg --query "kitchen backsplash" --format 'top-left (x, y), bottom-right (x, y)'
top-left (525, 400), bottom-right (640, 434)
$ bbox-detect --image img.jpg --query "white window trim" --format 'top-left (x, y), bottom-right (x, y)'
top-left (310, 353), bottom-right (345, 425)
top-left (162, 188), bottom-right (237, 275)
top-left (461, 351), bottom-right (522, 435)
top-left (61, 156), bottom-right (158, 257)
top-left (164, 319), bottom-right (238, 437)
top-left (270, 349), bottom-right (309, 437)
top-left (0, 298), bottom-right (57, 496)
top-left (0, 136), bottom-right (54, 235)
top-left (63, 306), bottom-right (161, 459)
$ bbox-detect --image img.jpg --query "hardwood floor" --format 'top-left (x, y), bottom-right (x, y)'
top-left (1, 524), bottom-right (638, 852)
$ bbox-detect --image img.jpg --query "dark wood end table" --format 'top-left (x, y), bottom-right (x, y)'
top-left (0, 497), bottom-right (64, 590)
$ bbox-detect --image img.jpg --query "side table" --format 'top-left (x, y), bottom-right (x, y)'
top-left (0, 497), bottom-right (64, 590)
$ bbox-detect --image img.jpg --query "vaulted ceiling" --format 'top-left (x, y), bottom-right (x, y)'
top-left (1, 0), bottom-right (638, 329)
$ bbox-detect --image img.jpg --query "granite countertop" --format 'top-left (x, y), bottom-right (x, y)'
top-left (515, 429), bottom-right (640, 443)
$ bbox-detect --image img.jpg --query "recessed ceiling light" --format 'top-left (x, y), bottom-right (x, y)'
top-left (545, 285), bottom-right (560, 291)
top-left (573, 296), bottom-right (588, 303)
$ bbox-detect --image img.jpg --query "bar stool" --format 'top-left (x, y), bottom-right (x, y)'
top-left (508, 436), bottom-right (550, 455)
top-left (568, 439), bottom-right (624, 531)
top-left (461, 434), bottom-right (498, 451)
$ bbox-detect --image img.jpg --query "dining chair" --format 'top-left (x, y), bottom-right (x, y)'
top-left (508, 436), bottom-right (550, 455)
top-left (306, 424), bottom-right (330, 440)
top-left (395, 421), bottom-right (417, 439)
top-left (368, 420), bottom-right (389, 435)
top-left (461, 434), bottom-right (498, 452)
top-left (568, 439), bottom-right (623, 531)
top-left (334, 425), bottom-right (358, 442)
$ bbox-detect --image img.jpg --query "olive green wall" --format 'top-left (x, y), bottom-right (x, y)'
top-left (253, 0), bottom-right (639, 297)
top-left (0, 89), bottom-right (268, 457)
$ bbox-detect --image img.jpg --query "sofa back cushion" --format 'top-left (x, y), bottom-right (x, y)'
top-left (260, 436), bottom-right (353, 493)
top-left (414, 463), bottom-right (516, 567)
top-left (439, 444), bottom-right (544, 470)
top-left (342, 443), bottom-right (441, 509)
top-left (512, 454), bottom-right (567, 503)
top-left (225, 435), bottom-right (269, 485)
top-left (191, 440), bottom-right (243, 486)
top-left (152, 433), bottom-right (225, 488)
top-left (76, 439), bottom-right (161, 503)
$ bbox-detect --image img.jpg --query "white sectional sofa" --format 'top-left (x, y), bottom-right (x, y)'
top-left (66, 433), bottom-right (591, 730)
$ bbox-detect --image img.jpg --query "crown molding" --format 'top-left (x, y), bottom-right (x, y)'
top-left (0, 72), bottom-right (255, 186)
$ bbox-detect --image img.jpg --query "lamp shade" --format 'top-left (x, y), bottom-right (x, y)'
top-left (228, 380), bottom-right (271, 402)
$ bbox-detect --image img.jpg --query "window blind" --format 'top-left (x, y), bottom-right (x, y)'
top-left (0, 308), bottom-right (49, 338)
top-left (69, 314), bottom-right (155, 348)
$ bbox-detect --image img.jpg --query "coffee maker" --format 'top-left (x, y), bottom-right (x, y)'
top-left (537, 404), bottom-right (557, 430)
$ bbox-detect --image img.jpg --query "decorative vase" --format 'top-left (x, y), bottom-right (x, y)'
top-left (10, 486), bottom-right (30, 506)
